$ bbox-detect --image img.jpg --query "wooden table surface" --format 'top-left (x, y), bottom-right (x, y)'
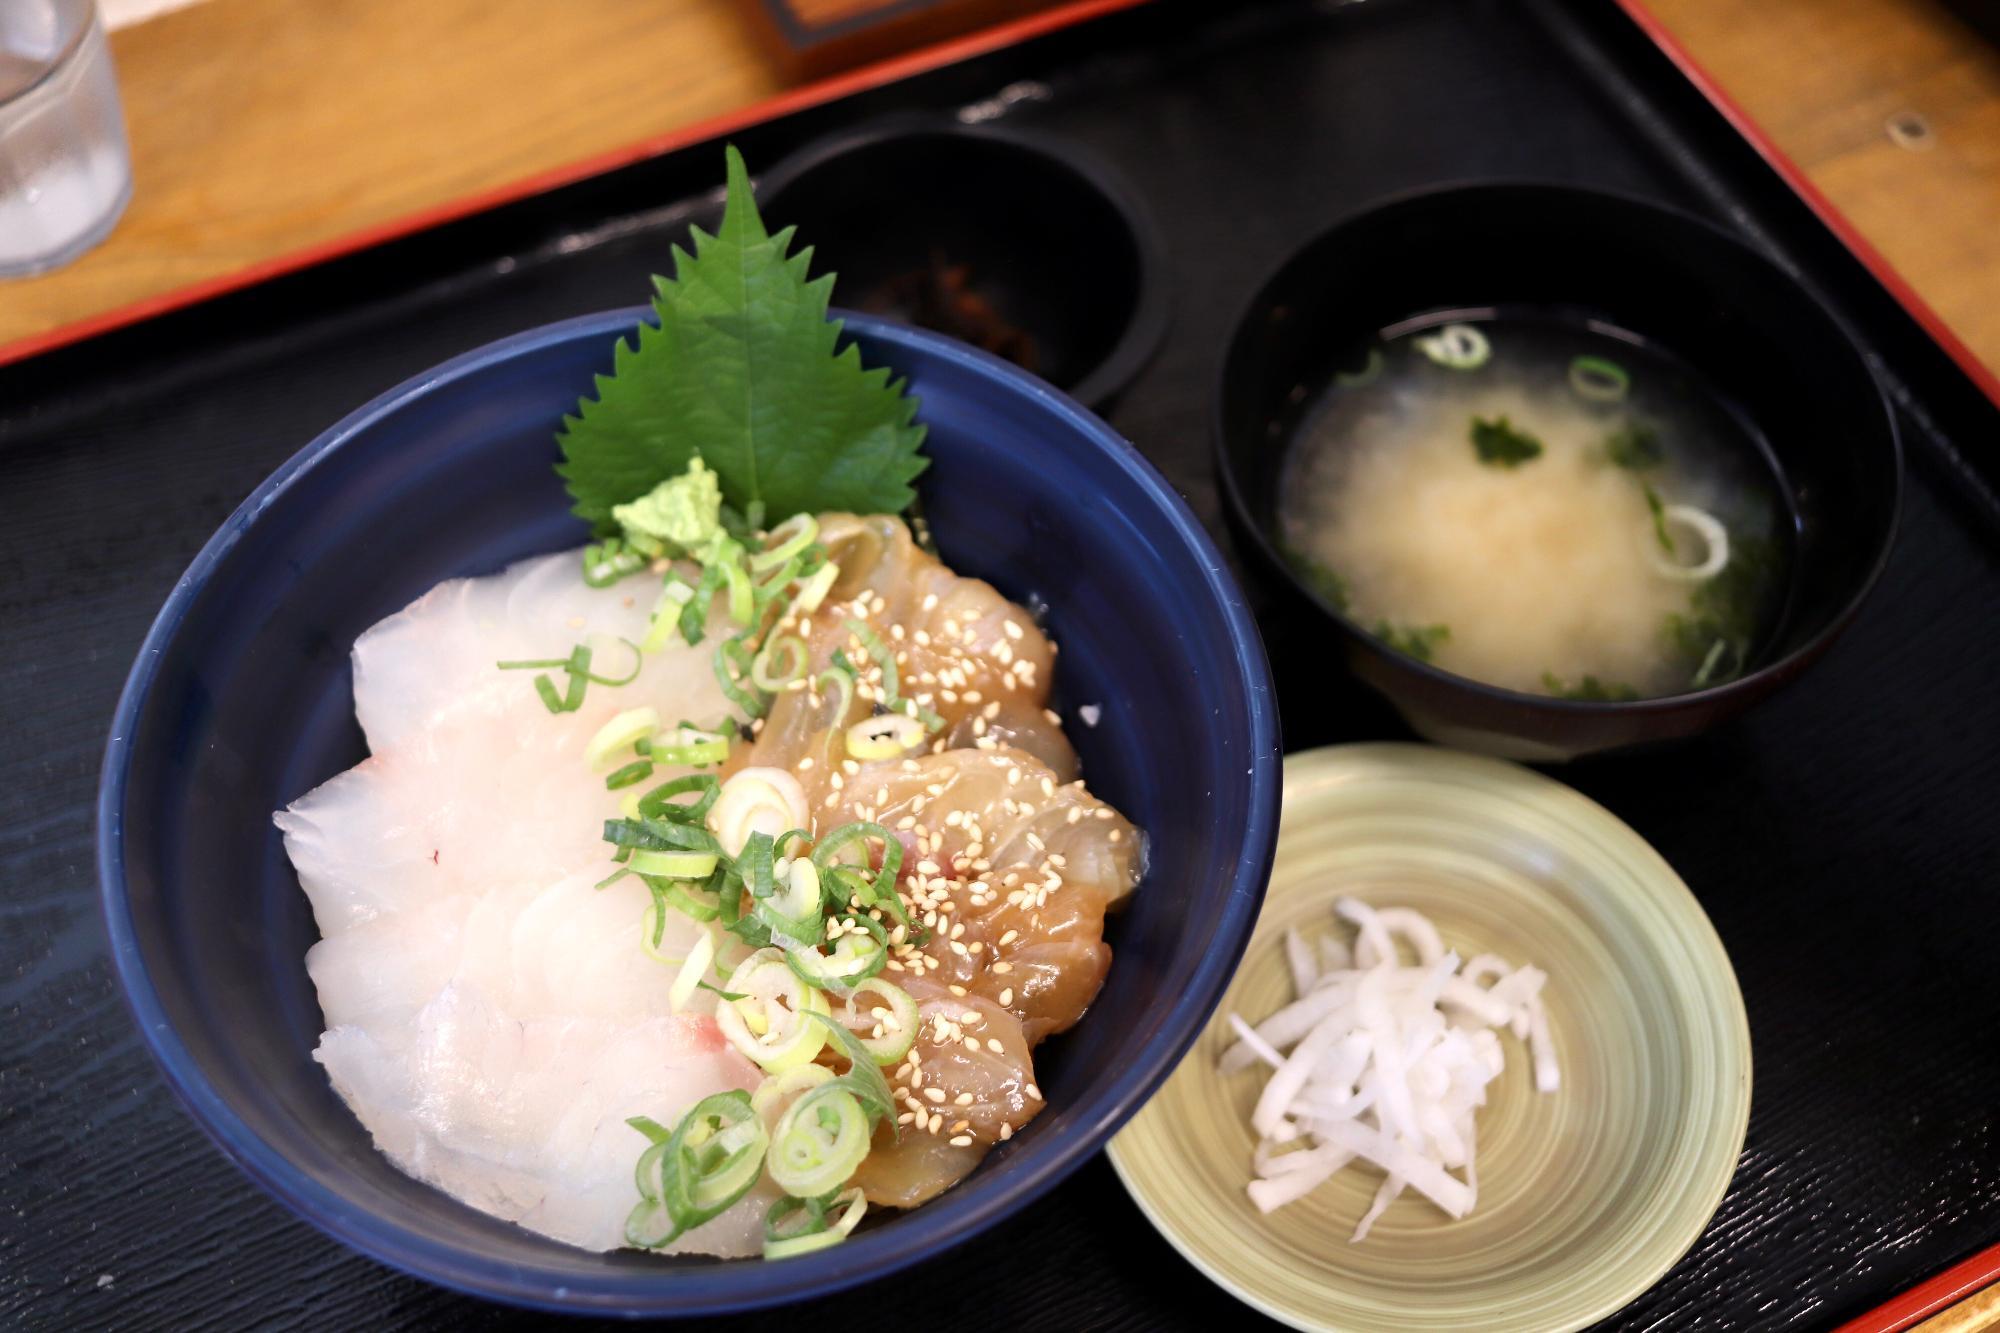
top-left (3, 0), bottom-right (2000, 390)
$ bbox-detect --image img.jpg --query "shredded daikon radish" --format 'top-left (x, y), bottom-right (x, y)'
top-left (1223, 897), bottom-right (1559, 1240)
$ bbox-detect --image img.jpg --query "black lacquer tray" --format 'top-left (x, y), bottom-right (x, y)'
top-left (5, 1), bottom-right (1998, 1328)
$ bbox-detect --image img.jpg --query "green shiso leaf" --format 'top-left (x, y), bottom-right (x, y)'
top-left (556, 145), bottom-right (929, 528)
top-left (1469, 415), bottom-right (1543, 468)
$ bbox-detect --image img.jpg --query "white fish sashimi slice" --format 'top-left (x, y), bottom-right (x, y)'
top-left (316, 982), bottom-right (770, 1255)
top-left (460, 871), bottom-right (715, 1023)
top-left (276, 698), bottom-right (617, 937)
top-left (351, 549), bottom-right (736, 753)
top-left (305, 891), bottom-right (478, 1029)
top-left (282, 544), bottom-right (771, 1253)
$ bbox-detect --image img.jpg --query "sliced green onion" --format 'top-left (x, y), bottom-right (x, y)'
top-left (605, 759), bottom-right (655, 790)
top-left (844, 619), bottom-right (899, 701)
top-left (715, 948), bottom-right (831, 1071)
top-left (1414, 323), bottom-right (1491, 370)
top-left (1569, 355), bottom-right (1631, 402)
top-left (845, 713), bottom-right (925, 761)
top-left (792, 562), bottom-right (839, 617)
top-left (637, 773), bottom-right (721, 825)
top-left (623, 1092), bottom-right (769, 1248)
top-left (751, 515), bottom-right (819, 573)
top-left (714, 635), bottom-right (768, 719)
top-left (812, 822), bottom-right (903, 913)
top-left (587, 706), bottom-right (661, 768)
top-left (629, 1115), bottom-right (674, 1146)
top-left (761, 1187), bottom-right (866, 1259)
top-left (631, 848), bottom-right (721, 879)
top-left (751, 1064), bottom-right (836, 1133)
top-left (825, 863), bottom-right (912, 939)
top-left (640, 890), bottom-right (684, 962)
top-left (722, 555), bottom-right (755, 626)
top-left (625, 1189), bottom-right (677, 1249)
top-left (640, 575), bottom-right (697, 653)
top-left (785, 921), bottom-right (886, 997)
top-left (1691, 637), bottom-right (1736, 689)
top-left (1334, 346), bottom-right (1384, 388)
top-left (752, 635), bottom-right (809, 692)
top-left (841, 977), bottom-right (920, 1065)
top-left (744, 837), bottom-right (822, 948)
top-left (768, 1084), bottom-right (870, 1197)
top-left (668, 927), bottom-right (718, 1011)
top-left (1647, 502), bottom-right (1730, 581)
top-left (678, 562), bottom-right (726, 645)
top-left (768, 857), bottom-right (825, 925)
top-left (604, 816), bottom-right (723, 854)
top-left (496, 638), bottom-right (643, 714)
top-left (806, 1011), bottom-right (897, 1127)
top-left (664, 873), bottom-right (726, 922)
top-left (653, 726), bottom-right (730, 767)
top-left (711, 768), bottom-right (809, 858)
top-left (583, 539), bottom-right (649, 588)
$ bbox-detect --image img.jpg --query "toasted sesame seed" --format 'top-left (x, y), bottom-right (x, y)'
top-left (993, 961), bottom-right (1012, 974)
top-left (953, 1092), bottom-right (974, 1106)
top-left (948, 984), bottom-right (967, 997)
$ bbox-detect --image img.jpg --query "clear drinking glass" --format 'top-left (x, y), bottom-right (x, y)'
top-left (0, 0), bottom-right (132, 278)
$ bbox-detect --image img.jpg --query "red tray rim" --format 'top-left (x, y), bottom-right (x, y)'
top-left (7, 0), bottom-right (1996, 422)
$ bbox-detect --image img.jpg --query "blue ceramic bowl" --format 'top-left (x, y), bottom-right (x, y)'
top-left (98, 311), bottom-right (1280, 1315)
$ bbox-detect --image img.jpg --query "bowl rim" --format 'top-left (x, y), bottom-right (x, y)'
top-left (757, 115), bottom-right (1173, 409)
top-left (96, 309), bottom-right (1280, 1315)
top-left (1211, 178), bottom-right (1904, 717)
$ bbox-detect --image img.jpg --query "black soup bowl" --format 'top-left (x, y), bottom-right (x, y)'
top-left (1216, 183), bottom-right (1902, 760)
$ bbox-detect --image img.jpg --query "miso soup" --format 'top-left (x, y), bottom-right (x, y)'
top-left (1277, 312), bottom-right (1794, 700)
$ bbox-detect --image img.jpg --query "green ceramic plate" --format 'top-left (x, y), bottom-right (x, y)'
top-left (1108, 744), bottom-right (1750, 1332)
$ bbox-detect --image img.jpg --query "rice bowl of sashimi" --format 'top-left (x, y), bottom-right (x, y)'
top-left (98, 150), bottom-right (1278, 1314)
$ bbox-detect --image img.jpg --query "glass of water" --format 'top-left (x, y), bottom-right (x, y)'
top-left (0, 0), bottom-right (132, 278)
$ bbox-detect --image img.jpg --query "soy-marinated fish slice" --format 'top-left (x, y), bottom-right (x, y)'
top-left (815, 747), bottom-right (1139, 1040)
top-left (855, 978), bottom-right (1038, 1207)
top-left (748, 514), bottom-right (1058, 786)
